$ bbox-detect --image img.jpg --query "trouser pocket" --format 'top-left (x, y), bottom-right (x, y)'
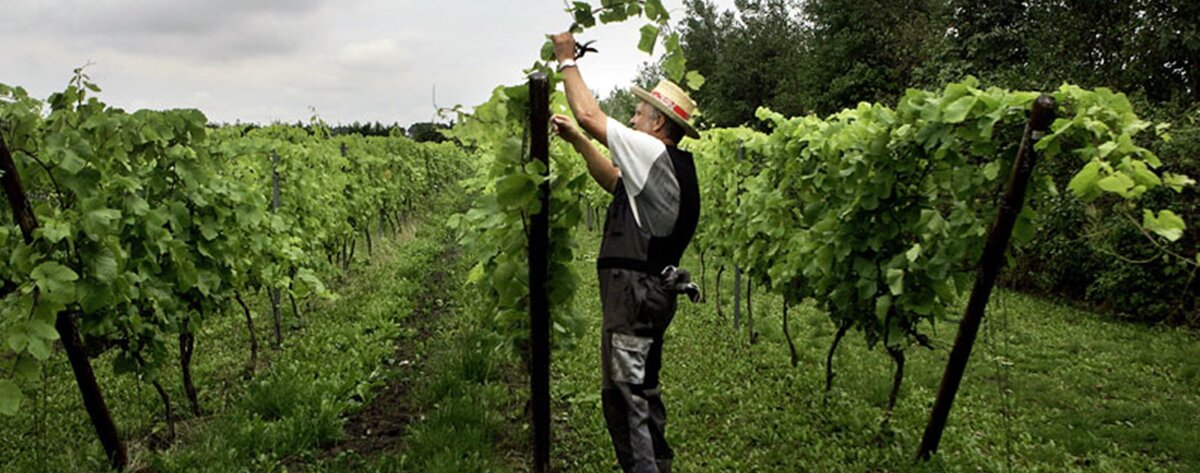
top-left (635, 274), bottom-right (677, 330)
top-left (610, 332), bottom-right (653, 385)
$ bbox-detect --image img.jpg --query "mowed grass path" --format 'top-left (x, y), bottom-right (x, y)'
top-left (552, 229), bottom-right (1200, 472)
top-left (0, 217), bottom-right (440, 472)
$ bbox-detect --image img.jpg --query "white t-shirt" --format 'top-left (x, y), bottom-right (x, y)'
top-left (606, 117), bottom-right (681, 237)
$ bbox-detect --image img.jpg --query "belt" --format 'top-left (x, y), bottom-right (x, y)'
top-left (598, 257), bottom-right (701, 303)
top-left (596, 257), bottom-right (668, 275)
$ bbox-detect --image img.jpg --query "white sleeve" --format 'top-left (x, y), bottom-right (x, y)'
top-left (605, 117), bottom-right (668, 196)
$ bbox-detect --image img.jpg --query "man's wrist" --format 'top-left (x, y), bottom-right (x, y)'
top-left (563, 131), bottom-right (584, 145)
top-left (556, 59), bottom-right (577, 72)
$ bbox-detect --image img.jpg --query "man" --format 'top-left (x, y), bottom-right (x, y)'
top-left (549, 31), bottom-right (701, 473)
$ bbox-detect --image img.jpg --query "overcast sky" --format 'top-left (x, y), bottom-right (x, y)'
top-left (1, 0), bottom-right (736, 127)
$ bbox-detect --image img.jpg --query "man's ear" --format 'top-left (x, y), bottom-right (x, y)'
top-left (652, 112), bottom-right (668, 135)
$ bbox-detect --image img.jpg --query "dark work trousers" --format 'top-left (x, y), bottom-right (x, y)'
top-left (600, 267), bottom-right (677, 473)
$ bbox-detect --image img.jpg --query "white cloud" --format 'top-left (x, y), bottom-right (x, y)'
top-left (0, 0), bottom-right (738, 126)
top-left (340, 38), bottom-right (405, 64)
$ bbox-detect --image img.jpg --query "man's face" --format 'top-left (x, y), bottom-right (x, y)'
top-left (629, 101), bottom-right (659, 135)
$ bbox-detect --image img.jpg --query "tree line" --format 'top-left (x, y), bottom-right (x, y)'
top-left (672, 0), bottom-right (1199, 325)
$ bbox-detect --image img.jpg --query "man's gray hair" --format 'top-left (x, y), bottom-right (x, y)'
top-left (645, 105), bottom-right (686, 143)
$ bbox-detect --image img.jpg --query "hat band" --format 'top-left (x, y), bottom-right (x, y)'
top-left (651, 90), bottom-right (691, 121)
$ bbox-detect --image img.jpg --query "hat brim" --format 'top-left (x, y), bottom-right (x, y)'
top-left (631, 86), bottom-right (700, 139)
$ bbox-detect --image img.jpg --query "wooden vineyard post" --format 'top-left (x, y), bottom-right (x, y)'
top-left (269, 152), bottom-right (283, 348)
top-left (732, 140), bottom-right (744, 331)
top-left (527, 72), bottom-right (552, 473)
top-left (0, 135), bottom-right (129, 470)
top-left (916, 95), bottom-right (1056, 461)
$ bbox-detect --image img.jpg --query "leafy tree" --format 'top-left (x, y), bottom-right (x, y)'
top-left (795, 0), bottom-right (945, 115)
top-left (599, 87), bottom-right (639, 124)
top-left (331, 121), bottom-right (405, 137)
top-left (922, 0), bottom-right (1199, 103)
top-left (407, 121), bottom-right (451, 143)
top-left (680, 0), bottom-right (808, 127)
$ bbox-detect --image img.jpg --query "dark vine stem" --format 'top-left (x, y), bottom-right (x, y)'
top-left (882, 345), bottom-right (905, 427)
top-left (782, 294), bottom-right (798, 367)
top-left (1092, 242), bottom-right (1159, 265)
top-left (715, 263), bottom-right (725, 320)
top-left (179, 313), bottom-right (202, 417)
top-left (235, 290), bottom-right (258, 378)
top-left (825, 319), bottom-right (851, 394)
top-left (1119, 208), bottom-right (1199, 270)
top-left (1185, 266), bottom-right (1199, 322)
top-left (130, 349), bottom-right (175, 445)
top-left (13, 149), bottom-right (68, 211)
top-left (746, 277), bottom-right (755, 344)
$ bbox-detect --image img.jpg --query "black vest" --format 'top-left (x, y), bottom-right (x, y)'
top-left (597, 146), bottom-right (700, 275)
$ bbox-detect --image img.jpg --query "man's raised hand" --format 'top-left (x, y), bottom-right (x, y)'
top-left (551, 114), bottom-right (584, 143)
top-left (551, 32), bottom-right (577, 63)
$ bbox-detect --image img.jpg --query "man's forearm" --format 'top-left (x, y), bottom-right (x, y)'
top-left (561, 67), bottom-right (602, 123)
top-left (552, 32), bottom-right (609, 143)
top-left (569, 136), bottom-right (618, 194)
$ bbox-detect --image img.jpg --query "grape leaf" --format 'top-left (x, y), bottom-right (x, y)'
top-left (0, 381), bottom-right (21, 416)
top-left (82, 208), bottom-right (121, 240)
top-left (31, 261), bottom-right (78, 296)
top-left (942, 95), bottom-right (977, 123)
top-left (875, 295), bottom-right (892, 324)
top-left (644, 0), bottom-right (666, 21)
top-left (1068, 160), bottom-right (1102, 200)
top-left (983, 161), bottom-right (1001, 181)
top-left (1097, 172), bottom-right (1135, 197)
top-left (1163, 172), bottom-right (1194, 192)
top-left (906, 244), bottom-right (922, 262)
top-left (685, 70), bottom-right (706, 91)
top-left (663, 52), bottom-right (686, 83)
top-left (1143, 209), bottom-right (1185, 242)
top-left (887, 268), bottom-right (904, 295)
top-left (638, 24), bottom-right (659, 54)
top-left (25, 320), bottom-right (58, 340)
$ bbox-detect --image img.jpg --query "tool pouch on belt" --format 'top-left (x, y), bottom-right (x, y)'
top-left (660, 266), bottom-right (700, 303)
top-left (600, 262), bottom-right (701, 308)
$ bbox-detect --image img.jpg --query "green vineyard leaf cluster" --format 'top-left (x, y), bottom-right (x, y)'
top-left (0, 75), bottom-right (468, 415)
top-left (448, 78), bottom-right (591, 350)
top-left (546, 0), bottom-right (701, 87)
top-left (688, 78), bottom-right (1191, 354)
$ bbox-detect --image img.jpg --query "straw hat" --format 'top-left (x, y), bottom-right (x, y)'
top-left (631, 80), bottom-right (699, 139)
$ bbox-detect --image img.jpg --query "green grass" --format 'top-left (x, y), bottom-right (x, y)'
top-left (1, 186), bottom-right (531, 473)
top-left (140, 225), bottom-right (445, 472)
top-left (552, 228), bottom-right (1200, 472)
top-left (6, 215), bottom-right (1197, 472)
top-left (313, 225), bottom-right (524, 473)
top-left (0, 209), bottom-right (446, 472)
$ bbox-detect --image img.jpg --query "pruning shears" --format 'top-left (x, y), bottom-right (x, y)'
top-left (575, 40), bottom-right (598, 59)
